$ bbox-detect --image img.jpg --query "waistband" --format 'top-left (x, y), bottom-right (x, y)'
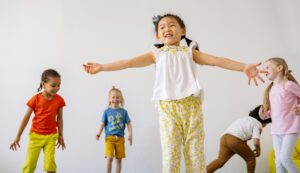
top-left (159, 95), bottom-right (200, 104)
top-left (106, 135), bottom-right (124, 139)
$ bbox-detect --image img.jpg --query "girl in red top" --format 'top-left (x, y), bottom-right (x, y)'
top-left (10, 69), bottom-right (66, 173)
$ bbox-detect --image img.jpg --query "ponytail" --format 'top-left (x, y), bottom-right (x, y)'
top-left (285, 70), bottom-right (298, 85)
top-left (37, 83), bottom-right (43, 92)
top-left (262, 82), bottom-right (273, 112)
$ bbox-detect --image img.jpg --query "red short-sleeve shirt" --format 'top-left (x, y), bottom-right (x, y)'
top-left (27, 93), bottom-right (66, 135)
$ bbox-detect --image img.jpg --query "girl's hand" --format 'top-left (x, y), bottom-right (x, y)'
top-left (293, 106), bottom-right (300, 115)
top-left (128, 135), bottom-right (132, 146)
top-left (9, 136), bottom-right (21, 151)
top-left (253, 147), bottom-right (261, 157)
top-left (258, 106), bottom-right (271, 120)
top-left (56, 135), bottom-right (66, 150)
top-left (96, 134), bottom-right (101, 140)
top-left (243, 63), bottom-right (267, 86)
top-left (83, 62), bottom-right (103, 74)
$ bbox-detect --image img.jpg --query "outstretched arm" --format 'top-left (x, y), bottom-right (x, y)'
top-left (83, 52), bottom-right (155, 74)
top-left (192, 50), bottom-right (266, 86)
top-left (9, 107), bottom-right (33, 151)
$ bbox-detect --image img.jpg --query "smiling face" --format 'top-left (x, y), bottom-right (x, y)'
top-left (109, 90), bottom-right (123, 108)
top-left (264, 60), bottom-right (283, 81)
top-left (156, 16), bottom-right (186, 46)
top-left (42, 76), bottom-right (61, 98)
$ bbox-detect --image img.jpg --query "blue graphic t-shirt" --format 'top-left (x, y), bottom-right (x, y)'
top-left (102, 108), bottom-right (131, 137)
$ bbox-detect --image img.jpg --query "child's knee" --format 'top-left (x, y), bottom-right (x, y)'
top-left (22, 154), bottom-right (39, 173)
top-left (44, 149), bottom-right (57, 171)
top-left (216, 159), bottom-right (227, 168)
top-left (116, 158), bottom-right (122, 164)
top-left (107, 157), bottom-right (114, 163)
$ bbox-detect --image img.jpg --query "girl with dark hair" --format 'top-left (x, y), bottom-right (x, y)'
top-left (207, 105), bottom-right (271, 173)
top-left (83, 13), bottom-right (266, 173)
top-left (10, 69), bottom-right (66, 173)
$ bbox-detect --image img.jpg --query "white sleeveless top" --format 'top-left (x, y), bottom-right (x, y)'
top-left (152, 40), bottom-right (203, 101)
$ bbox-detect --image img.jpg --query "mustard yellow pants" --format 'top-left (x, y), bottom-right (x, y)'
top-left (158, 96), bottom-right (206, 173)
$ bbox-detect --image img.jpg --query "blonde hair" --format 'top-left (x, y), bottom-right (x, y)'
top-left (108, 86), bottom-right (125, 107)
top-left (263, 57), bottom-right (298, 111)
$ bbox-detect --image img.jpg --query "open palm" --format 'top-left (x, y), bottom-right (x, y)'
top-left (244, 63), bottom-right (267, 86)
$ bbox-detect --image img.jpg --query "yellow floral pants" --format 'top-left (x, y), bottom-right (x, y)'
top-left (158, 96), bottom-right (206, 173)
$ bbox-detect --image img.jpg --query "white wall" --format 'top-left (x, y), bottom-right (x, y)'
top-left (1, 0), bottom-right (300, 172)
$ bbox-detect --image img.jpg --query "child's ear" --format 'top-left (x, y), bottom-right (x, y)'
top-left (277, 65), bottom-right (284, 71)
top-left (181, 28), bottom-right (186, 36)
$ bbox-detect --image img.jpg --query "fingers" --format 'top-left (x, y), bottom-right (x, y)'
top-left (83, 62), bottom-right (96, 68)
top-left (9, 144), bottom-right (15, 150)
top-left (61, 143), bottom-right (66, 150)
top-left (83, 62), bottom-right (93, 66)
top-left (56, 142), bottom-right (66, 150)
top-left (253, 150), bottom-right (259, 157)
top-left (83, 63), bottom-right (93, 74)
top-left (83, 65), bottom-right (90, 73)
top-left (9, 142), bottom-right (20, 151)
top-left (294, 109), bottom-right (300, 115)
top-left (83, 65), bottom-right (95, 74)
top-left (128, 138), bottom-right (132, 146)
top-left (253, 78), bottom-right (258, 86)
top-left (259, 69), bottom-right (268, 74)
top-left (257, 74), bottom-right (265, 83)
top-left (254, 62), bottom-right (262, 67)
top-left (86, 62), bottom-right (95, 66)
top-left (248, 74), bottom-right (266, 86)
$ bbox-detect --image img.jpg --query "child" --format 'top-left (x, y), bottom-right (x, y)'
top-left (96, 86), bottom-right (132, 173)
top-left (262, 57), bottom-right (300, 173)
top-left (206, 105), bottom-right (272, 173)
top-left (9, 69), bottom-right (66, 173)
top-left (83, 14), bottom-right (266, 173)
